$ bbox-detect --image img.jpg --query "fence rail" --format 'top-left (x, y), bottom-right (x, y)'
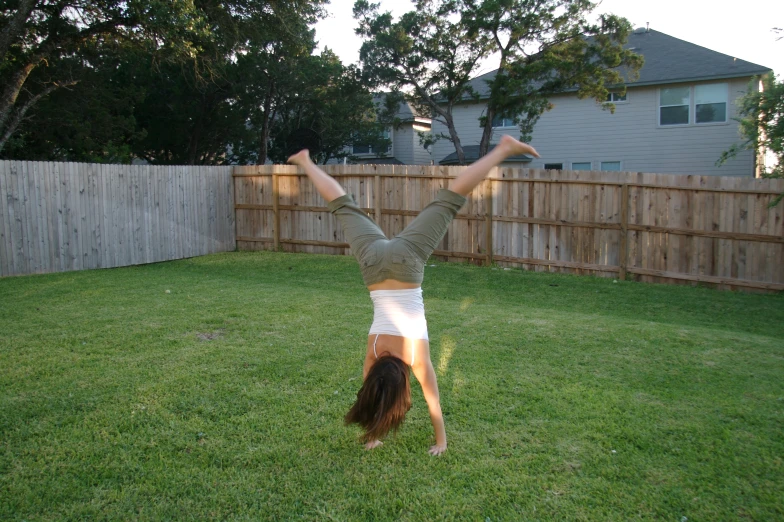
top-left (233, 165), bottom-right (784, 291)
top-left (0, 161), bottom-right (235, 277)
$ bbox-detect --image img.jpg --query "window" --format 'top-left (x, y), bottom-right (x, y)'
top-left (544, 163), bottom-right (563, 171)
top-left (606, 92), bottom-right (627, 103)
top-left (660, 87), bottom-right (690, 125)
top-left (492, 114), bottom-right (516, 128)
top-left (659, 83), bottom-right (728, 126)
top-left (352, 128), bottom-right (391, 154)
top-left (695, 83), bottom-right (727, 123)
top-left (601, 161), bottom-right (621, 171)
top-left (572, 162), bottom-right (592, 171)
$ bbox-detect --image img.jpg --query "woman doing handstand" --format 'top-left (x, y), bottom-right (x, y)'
top-left (287, 135), bottom-right (539, 455)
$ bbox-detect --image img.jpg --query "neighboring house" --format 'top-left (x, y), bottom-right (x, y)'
top-left (432, 28), bottom-right (772, 176)
top-left (349, 95), bottom-right (433, 165)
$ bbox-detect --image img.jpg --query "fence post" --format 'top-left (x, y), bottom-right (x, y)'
top-left (375, 174), bottom-right (382, 223)
top-left (272, 173), bottom-right (280, 251)
top-left (619, 183), bottom-right (629, 280)
top-left (485, 177), bottom-right (493, 266)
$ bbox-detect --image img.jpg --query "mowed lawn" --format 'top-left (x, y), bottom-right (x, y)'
top-left (1, 251), bottom-right (783, 521)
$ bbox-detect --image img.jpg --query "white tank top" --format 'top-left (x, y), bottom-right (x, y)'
top-left (368, 288), bottom-right (429, 341)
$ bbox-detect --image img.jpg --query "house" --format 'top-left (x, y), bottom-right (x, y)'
top-left (431, 28), bottom-right (772, 176)
top-left (349, 95), bottom-right (433, 165)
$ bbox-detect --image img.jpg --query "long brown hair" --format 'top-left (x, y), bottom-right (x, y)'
top-left (345, 355), bottom-right (412, 442)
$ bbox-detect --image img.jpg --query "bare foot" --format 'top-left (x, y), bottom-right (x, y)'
top-left (364, 440), bottom-right (383, 450)
top-left (499, 134), bottom-right (540, 158)
top-left (287, 149), bottom-right (311, 166)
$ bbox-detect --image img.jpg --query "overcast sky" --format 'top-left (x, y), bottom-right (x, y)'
top-left (314, 0), bottom-right (784, 78)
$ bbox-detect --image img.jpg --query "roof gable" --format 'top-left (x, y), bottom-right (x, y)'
top-left (464, 29), bottom-right (771, 99)
top-left (626, 29), bottom-right (770, 86)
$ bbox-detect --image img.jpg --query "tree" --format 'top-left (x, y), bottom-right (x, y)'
top-left (355, 0), bottom-right (490, 164)
top-left (354, 0), bottom-right (643, 164)
top-left (718, 72), bottom-right (784, 205)
top-left (262, 50), bottom-right (389, 165)
top-left (0, 0), bottom-right (333, 164)
top-left (0, 0), bottom-right (208, 154)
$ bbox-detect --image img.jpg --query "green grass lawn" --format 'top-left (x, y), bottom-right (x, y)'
top-left (1, 251), bottom-right (783, 521)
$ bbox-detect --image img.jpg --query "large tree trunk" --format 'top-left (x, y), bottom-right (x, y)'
top-left (431, 102), bottom-right (466, 165)
top-left (445, 114), bottom-right (467, 165)
top-left (257, 81), bottom-right (275, 164)
top-left (0, 0), bottom-right (37, 60)
top-left (478, 105), bottom-right (496, 158)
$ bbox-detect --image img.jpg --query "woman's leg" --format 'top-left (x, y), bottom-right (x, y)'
top-left (288, 149), bottom-right (346, 202)
top-left (288, 149), bottom-right (386, 270)
top-left (397, 136), bottom-right (539, 261)
top-left (448, 135), bottom-right (539, 196)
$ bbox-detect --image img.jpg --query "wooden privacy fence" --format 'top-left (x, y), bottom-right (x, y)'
top-left (233, 165), bottom-right (784, 291)
top-left (0, 161), bottom-right (235, 277)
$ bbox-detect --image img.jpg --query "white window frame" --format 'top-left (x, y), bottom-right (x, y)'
top-left (571, 162), bottom-right (592, 171)
top-left (658, 83), bottom-right (728, 128)
top-left (600, 161), bottom-right (622, 171)
top-left (606, 92), bottom-right (628, 103)
top-left (659, 86), bottom-right (691, 126)
top-left (491, 114), bottom-right (516, 128)
top-left (544, 162), bottom-right (564, 171)
top-left (695, 83), bottom-right (729, 125)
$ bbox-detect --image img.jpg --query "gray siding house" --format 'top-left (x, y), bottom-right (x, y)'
top-left (432, 29), bottom-right (772, 176)
top-left (350, 96), bottom-right (433, 165)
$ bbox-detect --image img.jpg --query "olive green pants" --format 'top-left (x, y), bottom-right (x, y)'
top-left (328, 189), bottom-right (467, 286)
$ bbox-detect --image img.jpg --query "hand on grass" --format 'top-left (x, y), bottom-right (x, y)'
top-left (364, 440), bottom-right (383, 450)
top-left (428, 443), bottom-right (447, 456)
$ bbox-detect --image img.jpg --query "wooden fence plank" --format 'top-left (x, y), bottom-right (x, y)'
top-left (30, 161), bottom-right (45, 273)
top-left (40, 160), bottom-right (55, 272)
top-left (20, 162), bottom-right (35, 274)
top-left (111, 164), bottom-right (122, 267)
top-left (77, 161), bottom-right (89, 270)
top-left (0, 162), bottom-right (11, 275)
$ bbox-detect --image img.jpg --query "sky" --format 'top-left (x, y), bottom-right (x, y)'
top-left (314, 0), bottom-right (784, 78)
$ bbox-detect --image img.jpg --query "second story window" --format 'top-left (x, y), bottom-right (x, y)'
top-left (695, 83), bottom-right (728, 123)
top-left (659, 83), bottom-right (728, 126)
top-left (660, 86), bottom-right (690, 125)
top-left (491, 114), bottom-right (516, 128)
top-left (353, 128), bottom-right (391, 155)
top-left (606, 92), bottom-right (627, 103)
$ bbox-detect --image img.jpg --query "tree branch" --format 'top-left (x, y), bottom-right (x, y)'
top-left (0, 80), bottom-right (79, 154)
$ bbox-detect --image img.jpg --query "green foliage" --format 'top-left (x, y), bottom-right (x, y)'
top-left (355, 0), bottom-right (643, 163)
top-left (466, 1), bottom-right (643, 154)
top-left (0, 45), bottom-right (147, 162)
top-left (0, 0), bottom-right (210, 154)
top-left (1, 251), bottom-right (783, 520)
top-left (355, 0), bottom-right (489, 164)
top-left (718, 72), bottom-right (784, 205)
top-left (2, 0), bottom-right (380, 166)
top-left (253, 49), bottom-right (384, 165)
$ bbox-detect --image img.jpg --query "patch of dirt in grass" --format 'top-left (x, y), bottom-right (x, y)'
top-left (196, 329), bottom-right (225, 341)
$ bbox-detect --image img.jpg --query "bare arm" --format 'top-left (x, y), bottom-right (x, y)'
top-left (412, 353), bottom-right (447, 455)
